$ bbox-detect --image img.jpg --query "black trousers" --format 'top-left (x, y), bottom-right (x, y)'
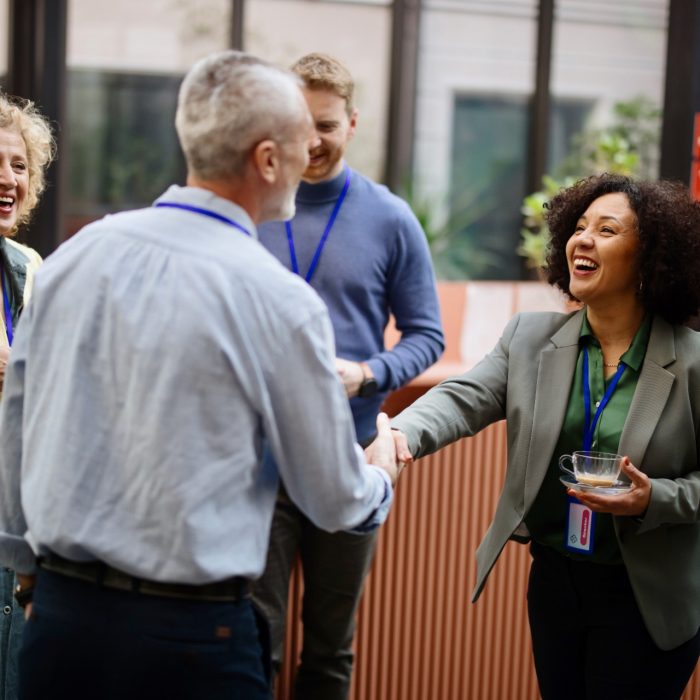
top-left (527, 542), bottom-right (700, 700)
top-left (18, 569), bottom-right (270, 700)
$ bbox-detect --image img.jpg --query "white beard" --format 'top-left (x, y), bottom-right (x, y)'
top-left (277, 190), bottom-right (296, 222)
top-left (261, 178), bottom-right (299, 223)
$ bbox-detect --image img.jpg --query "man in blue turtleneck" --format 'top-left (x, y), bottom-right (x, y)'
top-left (254, 53), bottom-right (444, 699)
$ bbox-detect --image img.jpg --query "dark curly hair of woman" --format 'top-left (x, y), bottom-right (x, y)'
top-left (544, 173), bottom-right (700, 325)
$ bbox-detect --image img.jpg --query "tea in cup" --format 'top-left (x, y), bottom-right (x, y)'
top-left (559, 450), bottom-right (623, 488)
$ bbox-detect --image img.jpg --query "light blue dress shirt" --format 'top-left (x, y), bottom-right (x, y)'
top-left (0, 185), bottom-right (392, 583)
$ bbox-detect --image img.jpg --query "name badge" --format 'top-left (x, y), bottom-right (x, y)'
top-left (565, 495), bottom-right (596, 554)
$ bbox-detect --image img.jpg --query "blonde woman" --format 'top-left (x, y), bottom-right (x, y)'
top-left (0, 93), bottom-right (53, 700)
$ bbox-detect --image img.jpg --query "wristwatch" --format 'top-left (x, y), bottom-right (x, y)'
top-left (357, 362), bottom-right (378, 398)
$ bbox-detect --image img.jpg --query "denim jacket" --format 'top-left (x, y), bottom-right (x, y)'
top-left (0, 237), bottom-right (41, 699)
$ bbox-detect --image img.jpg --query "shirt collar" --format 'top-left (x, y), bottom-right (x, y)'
top-left (579, 312), bottom-right (652, 372)
top-left (295, 164), bottom-right (351, 204)
top-left (153, 185), bottom-right (258, 240)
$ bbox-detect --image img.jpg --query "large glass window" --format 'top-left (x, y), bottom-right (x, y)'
top-left (441, 94), bottom-right (590, 280)
top-left (446, 94), bottom-right (529, 281)
top-left (414, 0), bottom-right (668, 281)
top-left (57, 0), bottom-right (670, 256)
top-left (67, 71), bottom-right (185, 234)
top-left (65, 0), bottom-right (231, 237)
top-left (414, 1), bottom-right (538, 280)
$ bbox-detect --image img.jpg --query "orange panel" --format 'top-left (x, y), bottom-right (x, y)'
top-left (691, 160), bottom-right (700, 202)
top-left (275, 425), bottom-right (700, 700)
top-left (274, 281), bottom-right (700, 698)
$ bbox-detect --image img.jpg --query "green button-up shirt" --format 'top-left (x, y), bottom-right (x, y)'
top-left (524, 312), bottom-right (651, 564)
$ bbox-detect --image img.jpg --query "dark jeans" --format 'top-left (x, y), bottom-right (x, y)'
top-left (19, 569), bottom-right (270, 700)
top-left (251, 488), bottom-right (378, 700)
top-left (0, 568), bottom-right (22, 700)
top-left (527, 541), bottom-right (700, 700)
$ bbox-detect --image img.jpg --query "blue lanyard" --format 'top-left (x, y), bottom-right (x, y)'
top-left (155, 202), bottom-right (251, 237)
top-left (1, 265), bottom-right (12, 347)
top-left (582, 345), bottom-right (626, 451)
top-left (285, 168), bottom-right (351, 283)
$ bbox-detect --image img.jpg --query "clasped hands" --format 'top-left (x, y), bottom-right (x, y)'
top-left (568, 456), bottom-right (652, 518)
top-left (364, 413), bottom-right (413, 486)
top-left (366, 422), bottom-right (651, 517)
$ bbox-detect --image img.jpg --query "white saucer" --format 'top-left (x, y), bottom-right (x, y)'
top-left (559, 472), bottom-right (632, 496)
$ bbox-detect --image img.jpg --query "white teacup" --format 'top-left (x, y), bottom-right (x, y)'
top-left (559, 450), bottom-right (623, 488)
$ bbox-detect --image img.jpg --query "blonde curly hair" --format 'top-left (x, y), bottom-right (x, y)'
top-left (0, 93), bottom-right (55, 233)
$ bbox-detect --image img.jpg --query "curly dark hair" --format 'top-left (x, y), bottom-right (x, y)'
top-left (544, 173), bottom-right (700, 325)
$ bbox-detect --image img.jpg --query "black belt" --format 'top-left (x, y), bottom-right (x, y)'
top-left (38, 552), bottom-right (249, 602)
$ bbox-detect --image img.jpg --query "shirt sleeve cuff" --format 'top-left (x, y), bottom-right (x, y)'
top-left (348, 468), bottom-right (393, 534)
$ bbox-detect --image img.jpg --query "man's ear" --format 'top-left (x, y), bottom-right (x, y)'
top-left (250, 139), bottom-right (279, 184)
top-left (347, 107), bottom-right (359, 141)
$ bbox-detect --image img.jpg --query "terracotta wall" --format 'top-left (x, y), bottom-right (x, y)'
top-left (274, 282), bottom-right (700, 699)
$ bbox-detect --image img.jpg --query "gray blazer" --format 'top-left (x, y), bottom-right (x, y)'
top-left (392, 309), bottom-right (700, 650)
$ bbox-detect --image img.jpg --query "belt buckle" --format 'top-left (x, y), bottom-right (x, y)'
top-left (103, 567), bottom-right (140, 592)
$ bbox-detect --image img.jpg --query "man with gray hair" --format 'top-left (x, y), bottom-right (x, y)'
top-left (0, 50), bottom-right (398, 699)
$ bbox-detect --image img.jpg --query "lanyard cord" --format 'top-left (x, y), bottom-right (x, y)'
top-left (285, 167), bottom-right (352, 283)
top-left (1, 265), bottom-right (12, 346)
top-left (582, 345), bottom-right (626, 451)
top-left (155, 202), bottom-right (252, 237)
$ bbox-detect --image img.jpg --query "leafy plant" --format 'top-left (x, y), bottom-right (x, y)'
top-left (401, 177), bottom-right (504, 280)
top-left (518, 176), bottom-right (574, 269)
top-left (518, 96), bottom-right (661, 270)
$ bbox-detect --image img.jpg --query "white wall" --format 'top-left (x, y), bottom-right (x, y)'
top-left (414, 0), bottom-right (668, 219)
top-left (245, 0), bottom-right (392, 182)
top-left (67, 0), bottom-right (231, 72)
top-left (551, 1), bottom-right (667, 122)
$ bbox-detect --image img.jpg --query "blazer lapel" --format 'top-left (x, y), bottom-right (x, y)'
top-left (523, 310), bottom-right (584, 506)
top-left (618, 316), bottom-right (676, 469)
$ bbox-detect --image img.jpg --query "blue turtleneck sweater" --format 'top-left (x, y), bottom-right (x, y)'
top-left (258, 165), bottom-right (444, 441)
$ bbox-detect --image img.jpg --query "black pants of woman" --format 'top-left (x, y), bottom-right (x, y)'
top-left (527, 541), bottom-right (700, 700)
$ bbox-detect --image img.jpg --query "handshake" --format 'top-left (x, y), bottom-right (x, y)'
top-left (364, 412), bottom-right (413, 486)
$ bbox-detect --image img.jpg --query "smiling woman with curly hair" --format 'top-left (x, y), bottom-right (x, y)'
top-left (371, 173), bottom-right (700, 699)
top-left (545, 174), bottom-right (700, 325)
